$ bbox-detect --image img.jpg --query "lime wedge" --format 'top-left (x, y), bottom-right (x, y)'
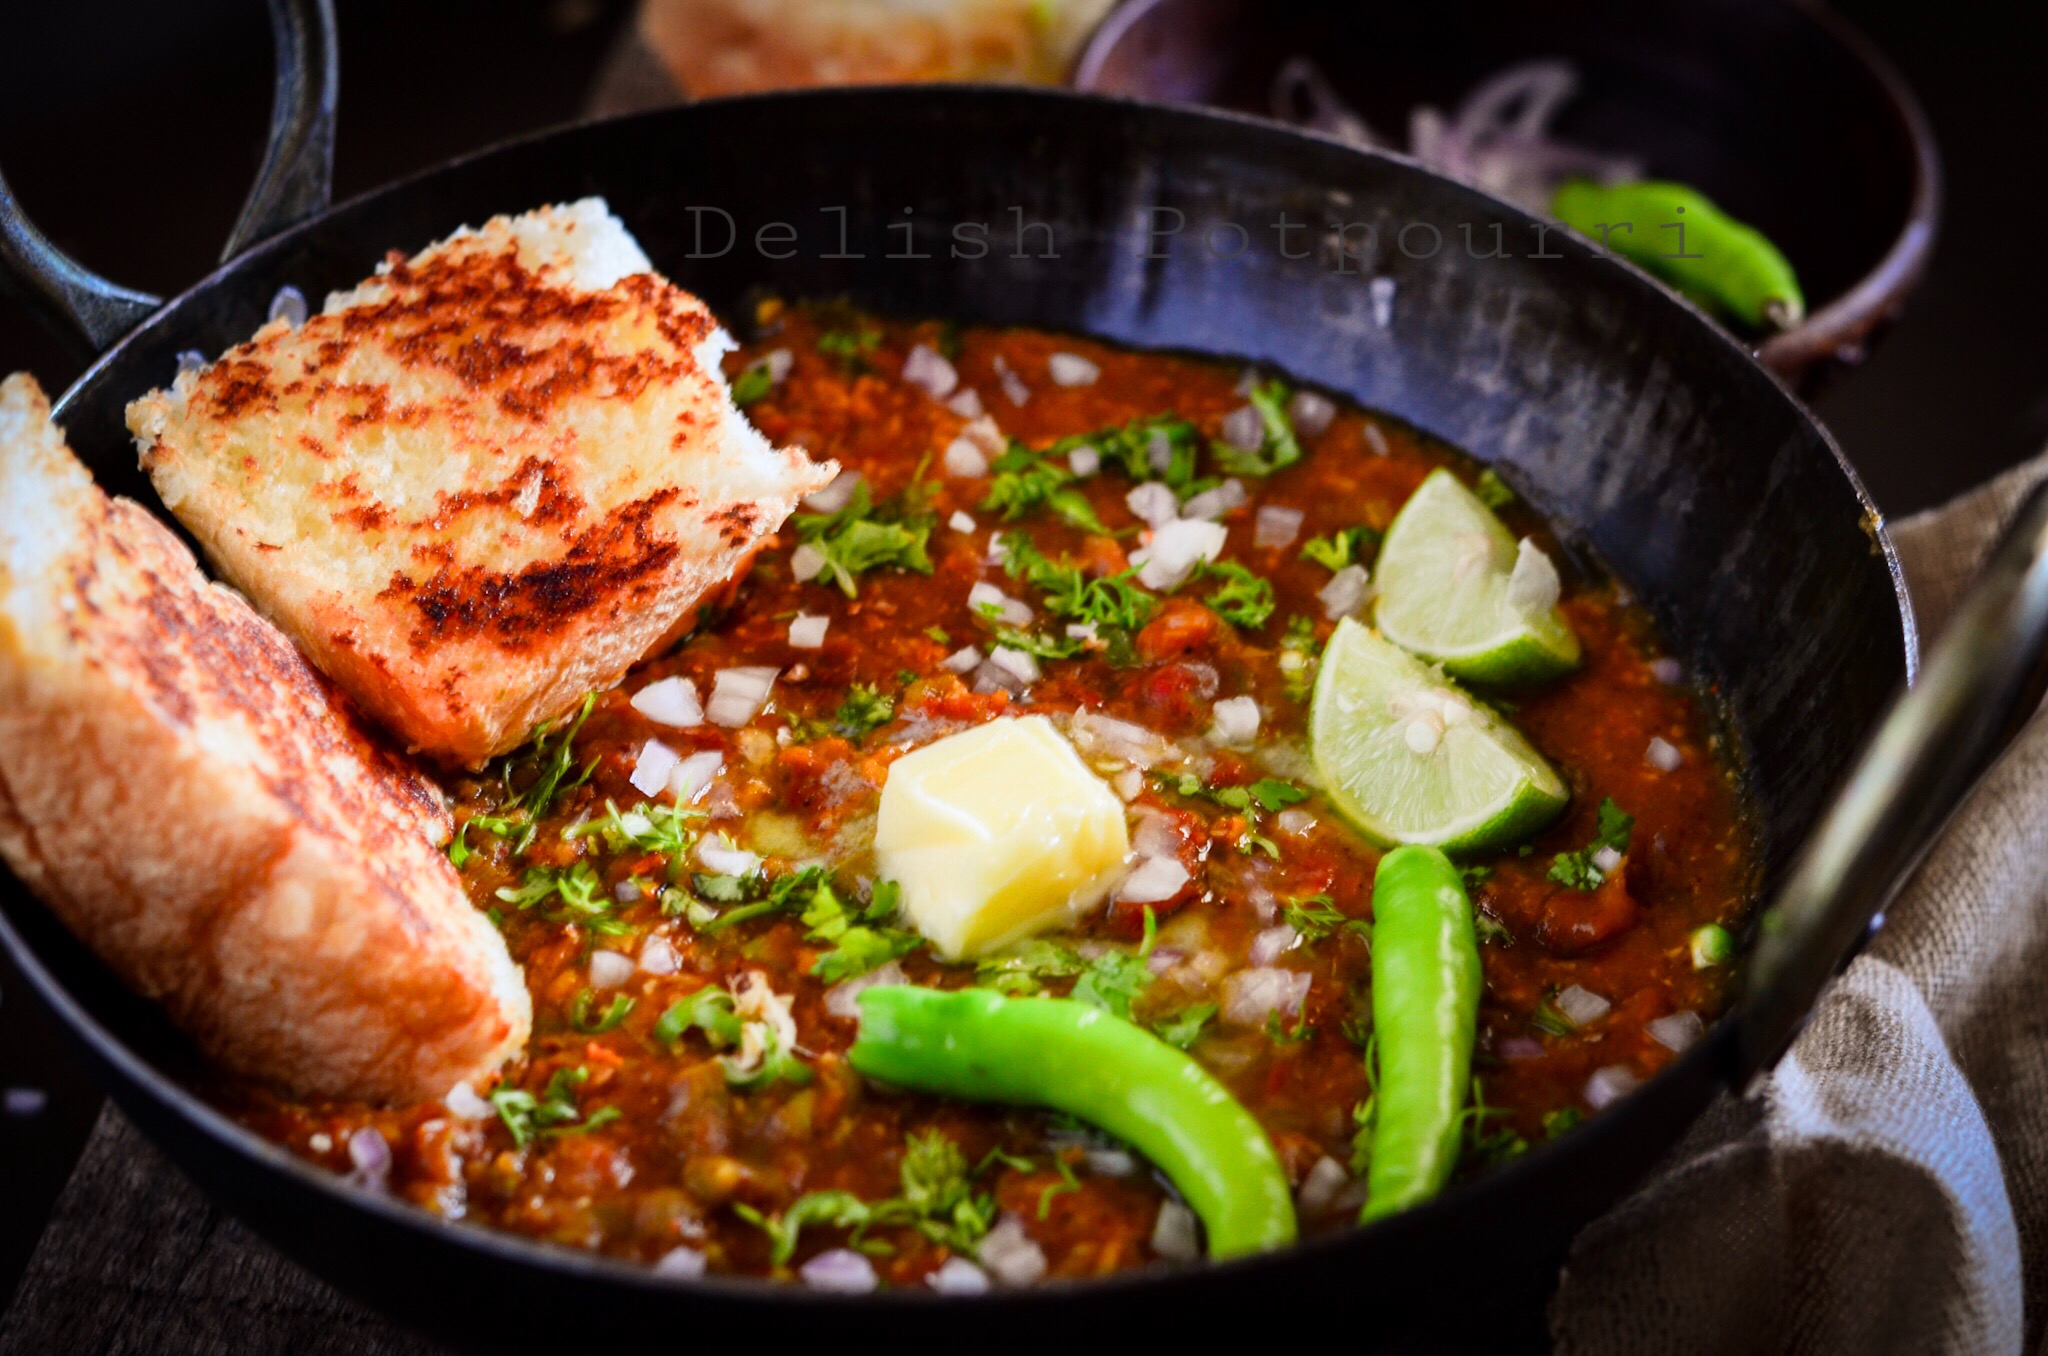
top-left (1373, 468), bottom-right (1581, 684)
top-left (1310, 618), bottom-right (1568, 853)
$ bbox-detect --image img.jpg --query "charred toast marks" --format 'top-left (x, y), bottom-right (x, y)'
top-left (128, 198), bottom-right (835, 765)
top-left (0, 374), bottom-right (530, 1104)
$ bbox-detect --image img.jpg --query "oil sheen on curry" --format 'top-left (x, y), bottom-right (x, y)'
top-left (223, 301), bottom-right (1753, 1290)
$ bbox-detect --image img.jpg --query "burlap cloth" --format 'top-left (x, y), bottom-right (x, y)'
top-left (4, 454), bottom-right (2045, 1353)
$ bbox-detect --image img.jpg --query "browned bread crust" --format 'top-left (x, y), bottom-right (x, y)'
top-left (0, 374), bottom-right (530, 1104)
top-left (126, 199), bottom-right (834, 766)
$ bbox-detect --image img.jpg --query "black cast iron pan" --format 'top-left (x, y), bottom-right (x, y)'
top-left (0, 0), bottom-right (2038, 1346)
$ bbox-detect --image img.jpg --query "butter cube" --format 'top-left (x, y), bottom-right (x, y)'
top-left (875, 716), bottom-right (1131, 960)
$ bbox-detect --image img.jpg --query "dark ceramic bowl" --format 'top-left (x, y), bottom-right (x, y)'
top-left (1073, 0), bottom-right (1940, 394)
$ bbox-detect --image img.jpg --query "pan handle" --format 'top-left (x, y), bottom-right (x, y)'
top-left (1735, 482), bottom-right (2048, 1080)
top-left (0, 0), bottom-right (336, 354)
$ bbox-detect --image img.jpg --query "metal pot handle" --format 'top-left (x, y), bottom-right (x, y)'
top-left (0, 0), bottom-right (336, 353)
top-left (1736, 482), bottom-right (2048, 1079)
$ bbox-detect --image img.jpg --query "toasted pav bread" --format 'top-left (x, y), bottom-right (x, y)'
top-left (127, 198), bottom-right (835, 766)
top-left (0, 375), bottom-right (530, 1104)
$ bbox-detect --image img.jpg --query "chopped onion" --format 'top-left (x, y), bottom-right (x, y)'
top-left (804, 470), bottom-right (864, 514)
top-left (1048, 352), bottom-right (1101, 386)
top-left (790, 543), bottom-right (827, 582)
top-left (1297, 1155), bottom-right (1350, 1214)
top-left (825, 960), bottom-right (908, 1019)
top-left (949, 510), bottom-right (977, 533)
top-left (989, 646), bottom-right (1042, 685)
top-left (1363, 425), bottom-right (1390, 458)
top-left (1221, 967), bottom-right (1311, 1026)
top-left (980, 1217), bottom-right (1047, 1286)
top-left (1497, 1035), bottom-right (1546, 1062)
top-left (947, 387), bottom-right (984, 420)
top-left (1210, 695), bottom-right (1261, 747)
top-left (699, 835), bottom-right (762, 877)
top-left (1592, 845), bottom-right (1624, 875)
top-left (589, 950), bottom-right (635, 990)
top-left (968, 581), bottom-right (1033, 627)
top-left (1112, 767), bottom-right (1144, 801)
top-left (941, 645), bottom-right (983, 675)
top-left (927, 1257), bottom-right (992, 1295)
top-left (1250, 924), bottom-right (1299, 966)
top-left (960, 414), bottom-right (1006, 455)
top-left (1147, 427), bottom-right (1176, 472)
top-left (1318, 563), bottom-right (1373, 619)
top-left (994, 356), bottom-right (1031, 407)
top-left (1133, 518), bottom-right (1227, 591)
top-left (347, 1127), bottom-right (391, 1179)
top-left (1650, 657), bottom-right (1684, 685)
top-left (1086, 1149), bottom-right (1138, 1177)
top-left (1131, 809), bottom-right (1185, 861)
top-left (944, 437), bottom-right (990, 478)
top-left (1556, 983), bottom-right (1611, 1026)
top-left (668, 750), bottom-right (723, 802)
top-left (1275, 807), bottom-right (1316, 836)
top-left (1069, 710), bottom-right (1178, 768)
top-left (1150, 1201), bottom-right (1200, 1263)
top-left (1181, 478), bottom-right (1248, 522)
top-left (444, 1082), bottom-right (493, 1121)
top-left (630, 739), bottom-right (681, 796)
top-left (763, 348), bottom-right (795, 384)
top-left (1126, 481), bottom-right (1180, 528)
top-left (1067, 445), bottom-right (1101, 477)
top-left (632, 676), bottom-right (703, 728)
top-left (972, 659), bottom-right (1027, 696)
top-left (1369, 275), bottom-right (1397, 329)
top-left (800, 1248), bottom-right (878, 1293)
top-left (1584, 1064), bottom-right (1641, 1110)
top-left (1066, 622), bottom-right (1098, 643)
top-left (1287, 390), bottom-right (1337, 436)
top-left (706, 667), bottom-right (777, 727)
top-left (787, 613), bottom-right (830, 649)
top-left (1119, 856), bottom-right (1191, 904)
top-left (1648, 1010), bottom-right (1705, 1053)
top-left (902, 343), bottom-right (959, 399)
top-left (1646, 736), bottom-right (1683, 771)
top-left (1506, 538), bottom-right (1562, 614)
top-left (640, 935), bottom-right (683, 976)
top-left (1219, 403), bottom-right (1266, 451)
top-left (1254, 505), bottom-right (1305, 549)
top-left (654, 1247), bottom-right (707, 1279)
top-left (268, 285), bottom-right (308, 329)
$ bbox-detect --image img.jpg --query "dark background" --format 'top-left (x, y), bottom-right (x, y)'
top-left (2, 0), bottom-right (2044, 1321)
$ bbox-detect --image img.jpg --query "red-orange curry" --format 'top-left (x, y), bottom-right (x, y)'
top-left (222, 301), bottom-right (1753, 1288)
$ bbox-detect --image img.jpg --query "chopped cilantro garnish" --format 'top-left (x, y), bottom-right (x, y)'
top-left (802, 878), bottom-right (923, 984)
top-left (1151, 1002), bottom-right (1217, 1050)
top-left (1037, 1155), bottom-right (1082, 1219)
top-left (1546, 798), bottom-right (1635, 891)
top-left (1542, 1107), bottom-right (1584, 1138)
top-left (974, 939), bottom-right (1087, 996)
top-left (1473, 911), bottom-right (1515, 947)
top-left (788, 683), bottom-right (897, 744)
top-left (653, 985), bottom-right (745, 1050)
top-left (734, 1190), bottom-right (871, 1268)
top-left (1265, 1008), bottom-right (1314, 1043)
top-left (494, 862), bottom-right (628, 934)
top-left (1195, 559), bottom-right (1276, 628)
top-left (730, 358), bottom-right (775, 407)
top-left (1300, 525), bottom-right (1382, 573)
top-left (1213, 380), bottom-right (1304, 477)
top-left (733, 1130), bottom-right (996, 1266)
top-left (1070, 949), bottom-right (1154, 1021)
top-left (722, 1025), bottom-right (813, 1090)
top-left (1475, 468), bottom-right (1515, 508)
top-left (490, 1065), bottom-right (620, 1149)
top-left (1003, 533), bottom-right (1158, 634)
top-left (1461, 1077), bottom-right (1528, 1165)
top-left (1282, 894), bottom-right (1350, 942)
top-left (569, 990), bottom-right (635, 1034)
top-left (980, 446), bottom-right (1113, 534)
top-left (478, 693), bottom-right (599, 852)
top-left (793, 479), bottom-right (936, 598)
top-left (1531, 993), bottom-right (1576, 1037)
top-left (565, 799), bottom-right (703, 880)
top-left (1279, 614), bottom-right (1323, 703)
top-left (816, 326), bottom-right (880, 375)
top-left (1053, 414), bottom-right (1203, 493)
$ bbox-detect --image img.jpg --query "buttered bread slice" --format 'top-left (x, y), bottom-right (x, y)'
top-left (127, 198), bottom-right (834, 765)
top-left (0, 375), bottom-right (529, 1104)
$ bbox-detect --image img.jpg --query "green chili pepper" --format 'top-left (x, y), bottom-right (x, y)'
top-left (1361, 845), bottom-right (1482, 1222)
top-left (1552, 178), bottom-right (1805, 332)
top-left (848, 985), bottom-right (1297, 1259)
